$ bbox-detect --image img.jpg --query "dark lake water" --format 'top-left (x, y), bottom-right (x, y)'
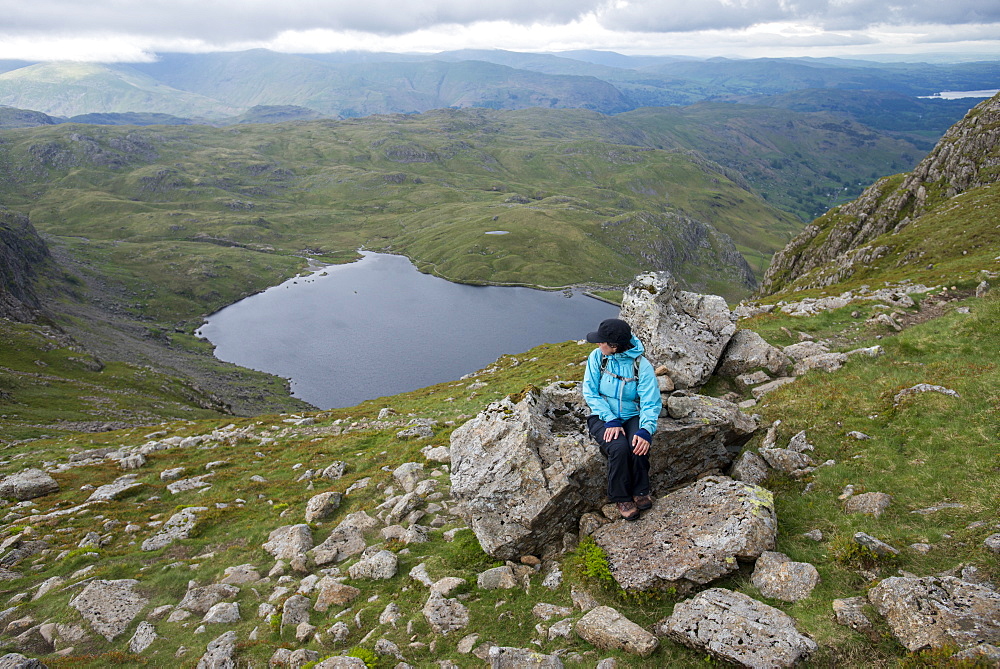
top-left (196, 252), bottom-right (618, 409)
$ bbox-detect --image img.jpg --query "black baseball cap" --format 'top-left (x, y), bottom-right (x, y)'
top-left (586, 318), bottom-right (632, 346)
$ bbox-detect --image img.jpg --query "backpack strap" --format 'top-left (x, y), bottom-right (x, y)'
top-left (600, 355), bottom-right (643, 382)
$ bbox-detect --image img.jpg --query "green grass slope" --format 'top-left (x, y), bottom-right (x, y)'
top-left (0, 108), bottom-right (803, 312)
top-left (0, 286), bottom-right (995, 666)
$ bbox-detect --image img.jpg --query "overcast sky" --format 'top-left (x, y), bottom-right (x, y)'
top-left (1, 0), bottom-right (998, 62)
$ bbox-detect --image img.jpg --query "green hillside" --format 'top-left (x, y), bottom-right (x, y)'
top-left (0, 62), bottom-right (239, 120)
top-left (0, 108), bottom-right (803, 313)
top-left (759, 93), bottom-right (1000, 299)
top-left (621, 103), bottom-right (933, 222)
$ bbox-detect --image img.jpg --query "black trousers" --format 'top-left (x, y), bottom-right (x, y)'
top-left (587, 414), bottom-right (650, 503)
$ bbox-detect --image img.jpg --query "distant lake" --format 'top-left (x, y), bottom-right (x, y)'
top-left (919, 89), bottom-right (999, 99)
top-left (196, 252), bottom-right (618, 409)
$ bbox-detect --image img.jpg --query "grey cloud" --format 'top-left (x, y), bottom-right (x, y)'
top-left (598, 0), bottom-right (1000, 33)
top-left (1, 0), bottom-right (602, 41)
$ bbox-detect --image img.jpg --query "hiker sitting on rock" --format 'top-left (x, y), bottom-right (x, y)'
top-left (582, 318), bottom-right (662, 521)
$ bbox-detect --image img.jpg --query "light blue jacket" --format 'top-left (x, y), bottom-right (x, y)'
top-left (582, 335), bottom-right (662, 435)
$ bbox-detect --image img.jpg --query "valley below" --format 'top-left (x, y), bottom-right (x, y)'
top-left (0, 52), bottom-right (998, 668)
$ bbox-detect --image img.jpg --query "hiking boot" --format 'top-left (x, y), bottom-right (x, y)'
top-left (617, 501), bottom-right (640, 521)
top-left (633, 494), bottom-right (653, 511)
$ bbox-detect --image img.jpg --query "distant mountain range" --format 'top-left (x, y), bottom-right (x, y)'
top-left (0, 49), bottom-right (995, 124)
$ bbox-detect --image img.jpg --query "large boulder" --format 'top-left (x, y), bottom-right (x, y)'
top-left (592, 476), bottom-right (776, 592)
top-left (868, 575), bottom-right (1000, 652)
top-left (716, 329), bottom-right (792, 378)
top-left (0, 469), bottom-right (58, 501)
top-left (69, 579), bottom-right (148, 642)
top-left (619, 271), bottom-right (736, 389)
top-left (451, 382), bottom-right (601, 561)
top-left (664, 588), bottom-right (818, 667)
top-left (451, 383), bottom-right (757, 560)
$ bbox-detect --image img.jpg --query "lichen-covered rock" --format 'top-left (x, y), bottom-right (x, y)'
top-left (142, 506), bottom-right (208, 551)
top-left (347, 548), bottom-right (398, 580)
top-left (86, 474), bottom-right (142, 502)
top-left (219, 564), bottom-right (260, 585)
top-left (422, 591), bottom-right (469, 635)
top-left (308, 512), bottom-right (378, 565)
top-left (69, 579), bottom-right (148, 641)
top-left (304, 491), bottom-right (342, 523)
top-left (868, 575), bottom-right (1000, 652)
top-left (619, 271), bottom-right (736, 389)
top-left (575, 606), bottom-right (658, 657)
top-left (128, 621), bottom-right (158, 653)
top-left (833, 596), bottom-right (873, 633)
top-left (314, 579), bottom-right (360, 611)
top-left (716, 330), bottom-right (791, 378)
top-left (759, 447), bottom-right (815, 475)
top-left (281, 594), bottom-right (311, 629)
top-left (0, 652), bottom-right (46, 668)
top-left (450, 383), bottom-right (603, 561)
top-left (488, 646), bottom-right (564, 668)
top-left (177, 584), bottom-right (240, 614)
top-left (451, 383), bottom-right (757, 560)
top-left (202, 602), bottom-right (240, 624)
top-left (592, 476), bottom-right (776, 592)
top-left (729, 450), bottom-right (770, 486)
top-left (269, 648), bottom-right (319, 668)
top-left (844, 492), bottom-right (892, 517)
top-left (0, 469), bottom-right (58, 501)
top-left (196, 630), bottom-right (237, 669)
top-left (393, 462), bottom-right (424, 493)
top-left (262, 525), bottom-right (313, 562)
top-left (477, 566), bottom-right (517, 590)
top-left (750, 551), bottom-right (820, 602)
top-left (665, 588), bottom-right (818, 667)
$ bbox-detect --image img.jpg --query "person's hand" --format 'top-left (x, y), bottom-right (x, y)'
top-left (603, 426), bottom-right (625, 441)
top-left (631, 434), bottom-right (650, 455)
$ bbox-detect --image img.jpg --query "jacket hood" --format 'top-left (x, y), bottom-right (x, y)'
top-left (611, 335), bottom-right (645, 360)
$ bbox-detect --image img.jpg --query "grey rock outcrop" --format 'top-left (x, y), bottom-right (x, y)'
top-left (450, 382), bottom-right (604, 561)
top-left (347, 548), bottom-right (398, 580)
top-left (729, 450), bottom-right (770, 486)
top-left (868, 575), bottom-right (1000, 652)
top-left (177, 584), bottom-right (240, 614)
top-left (69, 579), bottom-right (148, 641)
top-left (716, 330), bottom-right (791, 378)
top-left (262, 525), bottom-right (313, 562)
top-left (592, 476), bottom-right (776, 591)
top-left (0, 469), bottom-right (59, 501)
top-left (422, 591), bottom-right (469, 635)
top-left (308, 511), bottom-right (378, 565)
top-left (833, 596), bottom-right (873, 633)
top-left (619, 271), bottom-right (736, 389)
top-left (488, 646), bottom-right (564, 668)
top-left (304, 491), bottom-right (342, 523)
top-left (128, 621), bottom-right (158, 653)
top-left (0, 653), bottom-right (46, 668)
top-left (452, 383), bottom-right (757, 560)
top-left (665, 588), bottom-right (818, 667)
top-left (844, 492), bottom-right (892, 517)
top-left (575, 606), bottom-right (658, 657)
top-left (142, 506), bottom-right (208, 551)
top-left (87, 474), bottom-right (142, 502)
top-left (197, 630), bottom-right (237, 668)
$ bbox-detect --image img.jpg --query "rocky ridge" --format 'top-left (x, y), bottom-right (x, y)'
top-left (760, 92), bottom-right (1000, 295)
